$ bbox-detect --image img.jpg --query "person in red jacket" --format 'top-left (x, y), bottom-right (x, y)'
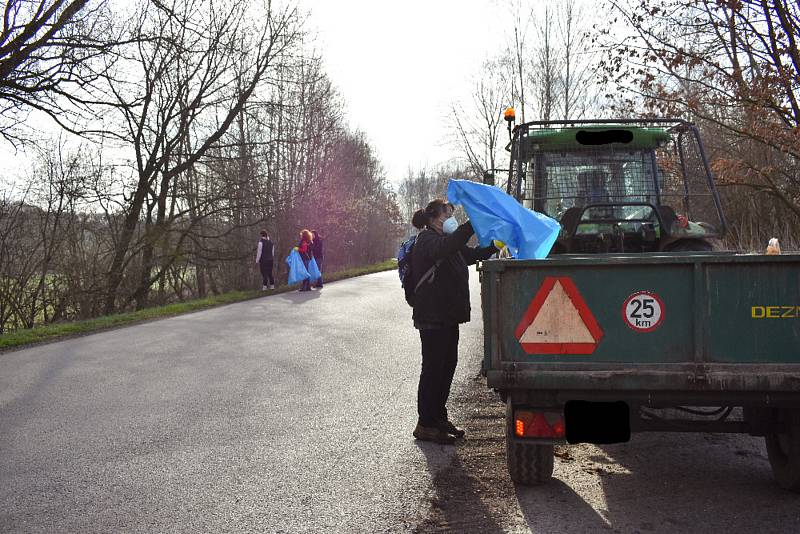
top-left (297, 229), bottom-right (314, 292)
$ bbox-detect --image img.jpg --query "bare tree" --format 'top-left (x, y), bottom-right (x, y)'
top-left (531, 5), bottom-right (560, 121)
top-left (450, 58), bottom-right (510, 183)
top-left (0, 142), bottom-right (93, 330)
top-left (95, 0), bottom-right (301, 312)
top-left (450, 0), bottom-right (603, 195)
top-left (558, 0), bottom-right (597, 120)
top-left (0, 0), bottom-right (112, 144)
top-left (499, 0), bottom-right (605, 122)
top-left (598, 0), bottom-right (800, 247)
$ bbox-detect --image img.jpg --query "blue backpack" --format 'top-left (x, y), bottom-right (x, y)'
top-left (397, 234), bottom-right (440, 307)
top-left (397, 236), bottom-right (417, 306)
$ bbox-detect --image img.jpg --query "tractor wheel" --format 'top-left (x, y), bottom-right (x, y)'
top-left (766, 409), bottom-right (800, 492)
top-left (506, 402), bottom-right (554, 485)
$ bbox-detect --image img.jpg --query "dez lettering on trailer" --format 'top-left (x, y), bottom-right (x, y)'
top-left (751, 306), bottom-right (800, 319)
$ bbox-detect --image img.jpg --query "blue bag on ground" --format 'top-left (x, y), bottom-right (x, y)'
top-left (447, 179), bottom-right (561, 260)
top-left (286, 249), bottom-right (310, 284)
top-left (307, 257), bottom-right (322, 282)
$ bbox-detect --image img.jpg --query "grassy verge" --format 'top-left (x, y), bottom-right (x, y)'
top-left (0, 259), bottom-right (397, 351)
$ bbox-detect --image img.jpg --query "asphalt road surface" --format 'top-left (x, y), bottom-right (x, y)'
top-left (1, 271), bottom-right (451, 533)
top-left (2, 270), bottom-right (799, 533)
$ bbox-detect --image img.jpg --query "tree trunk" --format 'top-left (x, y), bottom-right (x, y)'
top-left (104, 172), bottom-right (151, 314)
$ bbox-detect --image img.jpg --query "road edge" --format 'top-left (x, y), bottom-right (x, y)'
top-left (0, 260), bottom-right (397, 353)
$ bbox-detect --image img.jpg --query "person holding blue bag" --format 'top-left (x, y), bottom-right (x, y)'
top-left (307, 253), bottom-right (322, 286)
top-left (286, 247), bottom-right (310, 285)
top-left (446, 179), bottom-right (560, 260)
top-left (296, 229), bottom-right (315, 292)
top-left (410, 198), bottom-right (499, 444)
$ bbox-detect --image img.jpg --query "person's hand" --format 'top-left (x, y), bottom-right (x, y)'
top-left (493, 240), bottom-right (506, 250)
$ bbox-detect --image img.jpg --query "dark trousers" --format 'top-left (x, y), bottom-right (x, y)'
top-left (259, 260), bottom-right (274, 286)
top-left (417, 325), bottom-right (459, 427)
top-left (314, 258), bottom-right (324, 287)
top-left (300, 258), bottom-right (311, 291)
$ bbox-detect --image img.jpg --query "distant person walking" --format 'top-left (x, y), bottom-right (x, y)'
top-left (255, 230), bottom-right (275, 290)
top-left (311, 229), bottom-right (324, 288)
top-left (297, 229), bottom-right (314, 292)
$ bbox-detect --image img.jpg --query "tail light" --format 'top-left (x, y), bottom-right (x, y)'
top-left (514, 409), bottom-right (565, 438)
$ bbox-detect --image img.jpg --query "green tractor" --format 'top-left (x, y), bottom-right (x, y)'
top-left (494, 118), bottom-right (727, 253)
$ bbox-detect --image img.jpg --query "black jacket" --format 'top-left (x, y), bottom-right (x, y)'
top-left (259, 238), bottom-right (274, 264)
top-left (312, 237), bottom-right (324, 262)
top-left (411, 221), bottom-right (497, 326)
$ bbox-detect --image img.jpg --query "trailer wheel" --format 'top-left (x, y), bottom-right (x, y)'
top-left (506, 402), bottom-right (554, 485)
top-left (766, 409), bottom-right (800, 492)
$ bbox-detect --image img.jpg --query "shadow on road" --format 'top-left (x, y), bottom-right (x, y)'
top-left (516, 478), bottom-right (609, 533)
top-left (414, 440), bottom-right (505, 533)
top-left (590, 433), bottom-right (800, 533)
top-left (277, 289), bottom-right (322, 304)
top-left (514, 433), bottom-right (800, 534)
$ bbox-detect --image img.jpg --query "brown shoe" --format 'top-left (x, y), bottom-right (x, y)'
top-left (439, 420), bottom-right (465, 438)
top-left (413, 423), bottom-right (456, 444)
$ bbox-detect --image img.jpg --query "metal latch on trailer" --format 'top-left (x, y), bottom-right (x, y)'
top-left (687, 373), bottom-right (709, 385)
top-left (503, 363), bottom-right (518, 385)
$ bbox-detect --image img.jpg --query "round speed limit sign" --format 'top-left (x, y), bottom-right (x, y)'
top-left (622, 291), bottom-right (664, 332)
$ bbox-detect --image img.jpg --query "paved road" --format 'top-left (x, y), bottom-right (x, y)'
top-left (3, 269), bottom-right (800, 533)
top-left (1, 271), bottom-right (483, 533)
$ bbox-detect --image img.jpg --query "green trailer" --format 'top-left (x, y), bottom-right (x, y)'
top-left (480, 117), bottom-right (800, 491)
top-left (480, 252), bottom-right (800, 491)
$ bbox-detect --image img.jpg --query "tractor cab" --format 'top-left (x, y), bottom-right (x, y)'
top-left (501, 119), bottom-right (727, 253)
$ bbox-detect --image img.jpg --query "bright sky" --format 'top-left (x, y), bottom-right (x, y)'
top-left (298, 0), bottom-right (509, 184)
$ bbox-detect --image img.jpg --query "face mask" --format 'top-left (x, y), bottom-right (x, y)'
top-left (442, 216), bottom-right (458, 234)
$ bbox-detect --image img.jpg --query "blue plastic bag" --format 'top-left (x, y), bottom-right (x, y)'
top-left (307, 257), bottom-right (322, 282)
top-left (447, 179), bottom-right (560, 260)
top-left (286, 249), bottom-right (310, 284)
